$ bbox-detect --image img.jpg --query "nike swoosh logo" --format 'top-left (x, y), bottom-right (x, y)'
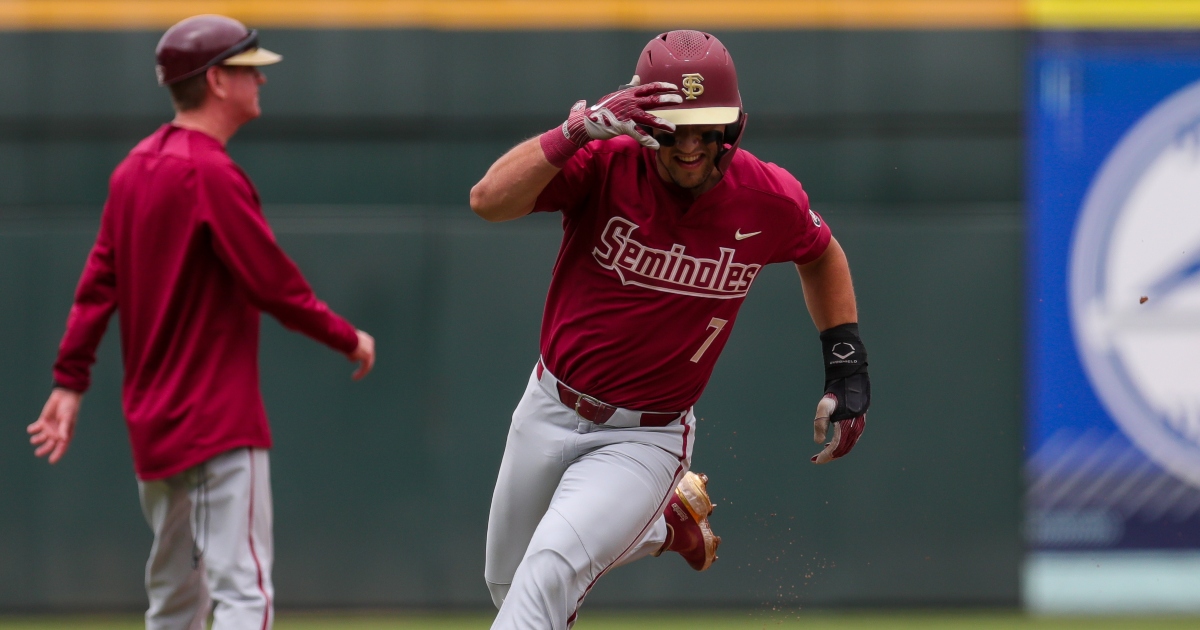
top-left (591, 94), bottom-right (620, 111)
top-left (735, 230), bottom-right (762, 240)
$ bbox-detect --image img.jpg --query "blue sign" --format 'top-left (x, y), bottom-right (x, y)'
top-left (1027, 32), bottom-right (1200, 554)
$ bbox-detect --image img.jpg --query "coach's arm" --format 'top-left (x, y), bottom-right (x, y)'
top-left (470, 137), bottom-right (560, 222)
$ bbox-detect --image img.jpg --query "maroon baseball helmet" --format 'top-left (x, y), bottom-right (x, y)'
top-left (155, 14), bottom-right (282, 86)
top-left (633, 30), bottom-right (747, 170)
top-left (634, 30), bottom-right (741, 126)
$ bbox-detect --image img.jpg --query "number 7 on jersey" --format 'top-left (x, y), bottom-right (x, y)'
top-left (690, 317), bottom-right (728, 363)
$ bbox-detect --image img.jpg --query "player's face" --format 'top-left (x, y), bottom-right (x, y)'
top-left (220, 66), bottom-right (266, 121)
top-left (654, 124), bottom-right (724, 193)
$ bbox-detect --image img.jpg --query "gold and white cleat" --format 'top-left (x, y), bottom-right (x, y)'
top-left (654, 471), bottom-right (721, 571)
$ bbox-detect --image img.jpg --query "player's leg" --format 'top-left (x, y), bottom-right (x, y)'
top-left (485, 368), bottom-right (574, 607)
top-left (491, 425), bottom-right (691, 630)
top-left (614, 516), bottom-right (670, 567)
top-left (195, 448), bottom-right (274, 630)
top-left (615, 471), bottom-right (720, 571)
top-left (599, 412), bottom-right (700, 570)
top-left (598, 411), bottom-right (719, 574)
top-left (138, 471), bottom-right (212, 630)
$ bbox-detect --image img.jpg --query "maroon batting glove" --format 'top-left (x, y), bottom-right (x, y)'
top-left (540, 81), bottom-right (682, 167)
top-left (811, 394), bottom-right (866, 464)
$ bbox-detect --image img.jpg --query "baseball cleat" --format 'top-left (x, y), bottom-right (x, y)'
top-left (653, 471), bottom-right (721, 571)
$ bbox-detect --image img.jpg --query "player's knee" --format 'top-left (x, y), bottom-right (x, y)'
top-left (496, 512), bottom-right (594, 617)
top-left (486, 580), bottom-right (509, 609)
top-left (517, 514), bottom-right (594, 597)
top-left (525, 547), bottom-right (578, 583)
top-left (490, 549), bottom-right (581, 630)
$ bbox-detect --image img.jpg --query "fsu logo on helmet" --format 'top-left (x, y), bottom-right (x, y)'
top-left (681, 73), bottom-right (705, 100)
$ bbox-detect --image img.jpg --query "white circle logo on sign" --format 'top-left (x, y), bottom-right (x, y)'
top-left (1070, 78), bottom-right (1200, 488)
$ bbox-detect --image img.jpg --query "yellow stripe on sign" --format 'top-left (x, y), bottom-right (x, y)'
top-left (0, 0), bottom-right (1198, 30)
top-left (0, 0), bottom-right (1027, 30)
top-left (1031, 0), bottom-right (1200, 28)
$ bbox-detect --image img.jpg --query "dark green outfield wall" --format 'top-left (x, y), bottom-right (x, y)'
top-left (0, 30), bottom-right (1023, 610)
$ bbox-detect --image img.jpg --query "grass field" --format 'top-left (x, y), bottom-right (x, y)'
top-left (2, 611), bottom-right (1199, 629)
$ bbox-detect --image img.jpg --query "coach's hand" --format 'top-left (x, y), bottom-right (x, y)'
top-left (811, 323), bottom-right (870, 464)
top-left (28, 387), bottom-right (82, 464)
top-left (348, 329), bottom-right (376, 380)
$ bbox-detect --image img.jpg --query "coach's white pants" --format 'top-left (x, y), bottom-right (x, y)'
top-left (485, 367), bottom-right (695, 629)
top-left (138, 447), bottom-right (274, 630)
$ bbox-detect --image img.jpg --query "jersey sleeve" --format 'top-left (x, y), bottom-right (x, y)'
top-left (771, 170), bottom-right (832, 265)
top-left (532, 142), bottom-right (599, 217)
top-left (52, 195), bottom-right (120, 393)
top-left (198, 161), bottom-right (360, 355)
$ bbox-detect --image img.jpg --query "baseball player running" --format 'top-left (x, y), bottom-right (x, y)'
top-left (470, 30), bottom-right (870, 629)
top-left (26, 15), bottom-right (375, 629)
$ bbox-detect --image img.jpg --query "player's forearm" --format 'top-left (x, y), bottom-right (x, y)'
top-left (796, 237), bottom-right (858, 332)
top-left (470, 136), bottom-right (560, 222)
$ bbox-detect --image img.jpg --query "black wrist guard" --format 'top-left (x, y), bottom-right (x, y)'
top-left (820, 323), bottom-right (871, 422)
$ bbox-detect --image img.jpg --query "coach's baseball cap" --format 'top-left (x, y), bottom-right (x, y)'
top-left (156, 14), bottom-right (282, 86)
top-left (634, 30), bottom-right (741, 126)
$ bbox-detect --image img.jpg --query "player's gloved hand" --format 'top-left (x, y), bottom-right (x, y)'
top-left (540, 79), bottom-right (683, 167)
top-left (811, 323), bottom-right (870, 464)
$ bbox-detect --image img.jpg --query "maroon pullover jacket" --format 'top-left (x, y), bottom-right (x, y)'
top-left (53, 124), bottom-right (359, 480)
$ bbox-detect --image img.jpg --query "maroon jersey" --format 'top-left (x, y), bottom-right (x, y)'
top-left (53, 125), bottom-right (358, 480)
top-left (533, 135), bottom-right (831, 412)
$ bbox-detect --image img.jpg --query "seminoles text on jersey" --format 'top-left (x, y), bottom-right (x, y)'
top-left (593, 217), bottom-right (761, 299)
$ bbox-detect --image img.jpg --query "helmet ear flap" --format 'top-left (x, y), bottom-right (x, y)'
top-left (717, 111), bottom-right (747, 172)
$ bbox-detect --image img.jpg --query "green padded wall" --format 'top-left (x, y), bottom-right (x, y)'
top-left (0, 29), bottom-right (1023, 610)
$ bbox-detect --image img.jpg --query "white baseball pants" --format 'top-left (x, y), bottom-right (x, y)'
top-left (137, 447), bottom-right (274, 630)
top-left (485, 366), bottom-right (696, 629)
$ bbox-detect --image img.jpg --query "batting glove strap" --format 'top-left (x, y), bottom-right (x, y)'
top-left (824, 373), bottom-right (871, 422)
top-left (539, 106), bottom-right (586, 169)
top-left (820, 323), bottom-right (871, 422)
